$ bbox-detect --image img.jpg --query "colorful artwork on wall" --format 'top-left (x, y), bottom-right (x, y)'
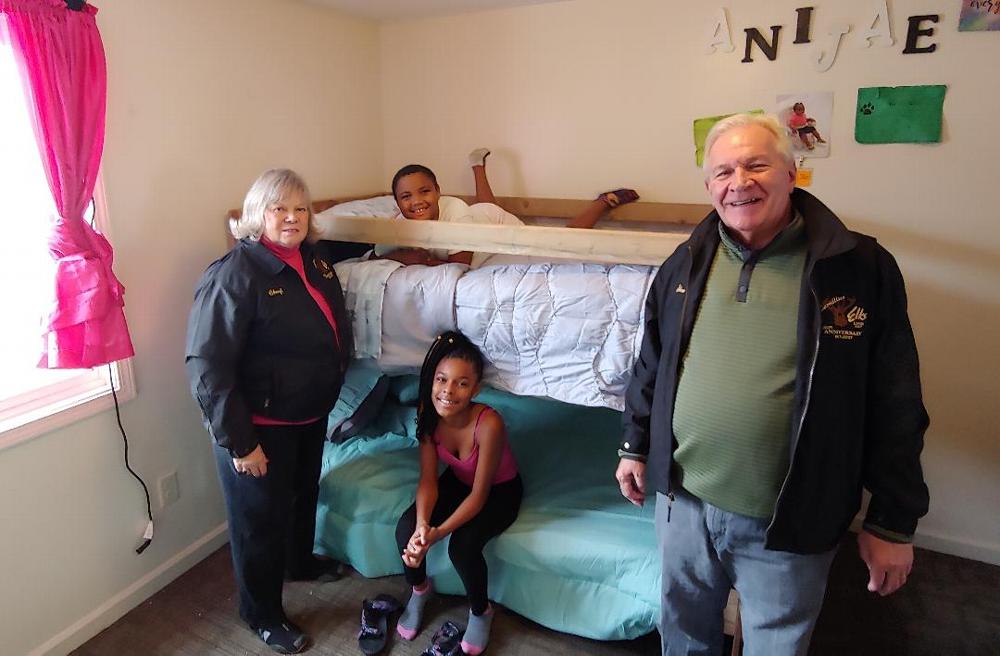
top-left (776, 92), bottom-right (834, 158)
top-left (692, 110), bottom-right (764, 166)
top-left (855, 85), bottom-right (947, 144)
top-left (959, 1), bottom-right (1000, 31)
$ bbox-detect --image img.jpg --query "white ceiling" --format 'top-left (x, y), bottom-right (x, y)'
top-left (303, 0), bottom-right (569, 22)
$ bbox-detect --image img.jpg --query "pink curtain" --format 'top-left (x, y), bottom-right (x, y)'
top-left (0, 0), bottom-right (133, 368)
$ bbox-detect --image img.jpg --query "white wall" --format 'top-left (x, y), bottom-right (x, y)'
top-left (380, 0), bottom-right (1000, 564)
top-left (0, 1), bottom-right (383, 655)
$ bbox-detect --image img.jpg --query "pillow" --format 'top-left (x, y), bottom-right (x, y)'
top-left (313, 195), bottom-right (401, 243)
top-left (320, 195), bottom-right (399, 219)
top-left (327, 358), bottom-right (389, 443)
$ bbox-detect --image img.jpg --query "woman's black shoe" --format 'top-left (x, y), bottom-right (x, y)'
top-left (255, 620), bottom-right (310, 654)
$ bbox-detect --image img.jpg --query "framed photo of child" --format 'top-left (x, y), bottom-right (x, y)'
top-left (775, 92), bottom-right (834, 159)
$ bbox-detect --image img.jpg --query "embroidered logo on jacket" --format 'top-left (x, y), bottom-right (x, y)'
top-left (821, 295), bottom-right (868, 340)
top-left (675, 284), bottom-right (686, 294)
top-left (314, 258), bottom-right (335, 279)
top-left (267, 287), bottom-right (285, 297)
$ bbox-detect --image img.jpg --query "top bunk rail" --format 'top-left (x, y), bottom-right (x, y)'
top-left (226, 193), bottom-right (710, 266)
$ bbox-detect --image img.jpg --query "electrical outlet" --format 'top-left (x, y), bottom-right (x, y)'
top-left (158, 471), bottom-right (180, 509)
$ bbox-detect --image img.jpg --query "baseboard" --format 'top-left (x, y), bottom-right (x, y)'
top-left (911, 530), bottom-right (1000, 566)
top-left (28, 522), bottom-right (229, 656)
top-left (849, 516), bottom-right (999, 566)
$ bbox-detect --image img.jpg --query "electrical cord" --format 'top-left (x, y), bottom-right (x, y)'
top-left (107, 363), bottom-right (154, 554)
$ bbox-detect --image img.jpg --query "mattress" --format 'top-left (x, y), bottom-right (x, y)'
top-left (314, 377), bottom-right (659, 640)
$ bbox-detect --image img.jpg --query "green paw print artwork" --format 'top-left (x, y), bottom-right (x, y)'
top-left (855, 85), bottom-right (946, 144)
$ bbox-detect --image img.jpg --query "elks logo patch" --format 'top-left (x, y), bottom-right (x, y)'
top-left (821, 296), bottom-right (868, 341)
top-left (313, 258), bottom-right (335, 280)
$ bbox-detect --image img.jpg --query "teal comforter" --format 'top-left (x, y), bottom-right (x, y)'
top-left (315, 378), bottom-right (658, 640)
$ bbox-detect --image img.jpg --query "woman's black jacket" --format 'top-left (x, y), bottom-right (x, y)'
top-left (185, 238), bottom-right (353, 457)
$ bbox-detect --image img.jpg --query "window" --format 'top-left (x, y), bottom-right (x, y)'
top-left (0, 31), bottom-right (134, 450)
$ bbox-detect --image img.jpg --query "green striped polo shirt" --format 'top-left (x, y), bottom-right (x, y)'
top-left (672, 215), bottom-right (807, 518)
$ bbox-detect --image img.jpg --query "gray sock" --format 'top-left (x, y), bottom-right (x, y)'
top-left (460, 605), bottom-right (494, 655)
top-left (468, 147), bottom-right (491, 167)
top-left (396, 581), bottom-right (432, 640)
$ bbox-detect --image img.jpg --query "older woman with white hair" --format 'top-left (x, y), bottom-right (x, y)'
top-left (186, 169), bottom-right (352, 654)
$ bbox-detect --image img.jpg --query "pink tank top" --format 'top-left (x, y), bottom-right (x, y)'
top-left (433, 406), bottom-right (519, 487)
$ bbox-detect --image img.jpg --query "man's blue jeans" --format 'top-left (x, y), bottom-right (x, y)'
top-left (655, 490), bottom-right (836, 656)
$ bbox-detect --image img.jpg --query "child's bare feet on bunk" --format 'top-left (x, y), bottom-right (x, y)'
top-left (468, 147), bottom-right (491, 168)
top-left (598, 188), bottom-right (640, 208)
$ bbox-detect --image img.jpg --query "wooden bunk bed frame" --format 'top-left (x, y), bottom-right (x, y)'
top-left (227, 193), bottom-right (712, 264)
top-left (223, 192), bottom-right (744, 650)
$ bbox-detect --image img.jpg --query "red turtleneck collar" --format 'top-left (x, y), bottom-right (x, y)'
top-left (260, 235), bottom-right (303, 262)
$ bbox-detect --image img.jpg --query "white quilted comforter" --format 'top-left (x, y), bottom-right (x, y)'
top-left (334, 259), bottom-right (657, 410)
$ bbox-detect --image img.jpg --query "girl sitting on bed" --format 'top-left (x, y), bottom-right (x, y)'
top-left (394, 331), bottom-right (522, 655)
top-left (376, 150), bottom-right (639, 267)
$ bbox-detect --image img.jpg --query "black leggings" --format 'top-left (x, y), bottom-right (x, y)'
top-left (395, 469), bottom-right (523, 614)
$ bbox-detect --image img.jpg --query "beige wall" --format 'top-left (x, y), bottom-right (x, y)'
top-left (0, 1), bottom-right (382, 655)
top-left (380, 0), bottom-right (1000, 564)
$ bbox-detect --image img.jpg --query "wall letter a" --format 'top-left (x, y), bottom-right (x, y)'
top-left (742, 26), bottom-right (782, 62)
top-left (860, 0), bottom-right (894, 48)
top-left (705, 8), bottom-right (735, 54)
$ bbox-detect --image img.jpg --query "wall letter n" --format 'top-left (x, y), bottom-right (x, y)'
top-left (742, 25), bottom-right (782, 62)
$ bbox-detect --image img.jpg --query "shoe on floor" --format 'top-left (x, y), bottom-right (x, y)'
top-left (358, 594), bottom-right (402, 655)
top-left (255, 620), bottom-right (310, 654)
top-left (420, 620), bottom-right (464, 656)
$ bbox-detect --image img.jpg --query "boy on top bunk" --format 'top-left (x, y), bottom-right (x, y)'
top-left (374, 149), bottom-right (639, 267)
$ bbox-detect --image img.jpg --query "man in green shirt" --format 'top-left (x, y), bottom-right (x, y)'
top-left (616, 114), bottom-right (928, 655)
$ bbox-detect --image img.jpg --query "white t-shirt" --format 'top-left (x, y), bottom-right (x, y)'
top-left (374, 196), bottom-right (524, 267)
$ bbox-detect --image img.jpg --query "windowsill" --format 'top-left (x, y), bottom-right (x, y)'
top-left (0, 359), bottom-right (137, 451)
